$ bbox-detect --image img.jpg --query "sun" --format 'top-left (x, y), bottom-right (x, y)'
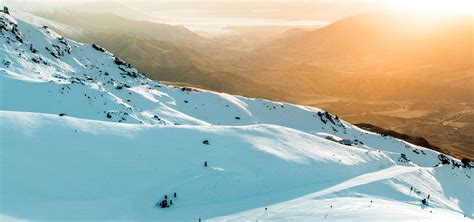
top-left (384, 0), bottom-right (473, 15)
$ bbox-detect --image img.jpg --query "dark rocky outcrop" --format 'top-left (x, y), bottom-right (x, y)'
top-left (438, 154), bottom-right (451, 165)
top-left (92, 44), bottom-right (106, 52)
top-left (461, 158), bottom-right (472, 168)
top-left (114, 57), bottom-right (127, 66)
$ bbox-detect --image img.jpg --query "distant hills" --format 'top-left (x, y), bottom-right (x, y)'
top-left (256, 11), bottom-right (473, 101)
top-left (260, 12), bottom-right (472, 70)
top-left (37, 11), bottom-right (209, 48)
top-left (36, 11), bottom-right (275, 96)
top-left (33, 10), bottom-right (474, 159)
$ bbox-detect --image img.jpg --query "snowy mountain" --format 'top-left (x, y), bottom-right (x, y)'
top-left (0, 11), bottom-right (473, 221)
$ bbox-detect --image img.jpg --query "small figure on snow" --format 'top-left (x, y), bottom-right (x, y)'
top-left (204, 161), bottom-right (208, 167)
top-left (161, 199), bottom-right (168, 208)
top-left (421, 198), bottom-right (428, 206)
top-left (3, 6), bottom-right (9, 15)
top-left (174, 192), bottom-right (177, 198)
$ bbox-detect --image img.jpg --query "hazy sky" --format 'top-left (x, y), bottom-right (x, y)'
top-left (4, 0), bottom-right (471, 33)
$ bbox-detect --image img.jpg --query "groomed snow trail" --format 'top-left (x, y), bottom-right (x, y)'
top-left (302, 166), bottom-right (422, 200)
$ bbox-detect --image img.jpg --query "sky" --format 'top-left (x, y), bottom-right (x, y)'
top-left (3, 0), bottom-right (472, 33)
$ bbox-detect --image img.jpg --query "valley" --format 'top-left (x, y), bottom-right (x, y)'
top-left (34, 9), bottom-right (473, 160)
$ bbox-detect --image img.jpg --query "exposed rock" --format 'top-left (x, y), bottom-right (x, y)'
top-left (92, 44), bottom-right (106, 52)
top-left (114, 57), bottom-right (127, 66)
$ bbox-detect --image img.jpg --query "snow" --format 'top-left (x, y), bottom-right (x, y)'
top-left (211, 197), bottom-right (470, 222)
top-left (212, 166), bottom-right (473, 221)
top-left (0, 11), bottom-right (472, 221)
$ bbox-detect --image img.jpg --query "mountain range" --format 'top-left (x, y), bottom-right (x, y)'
top-left (33, 10), bottom-right (474, 160)
top-left (1, 10), bottom-right (473, 221)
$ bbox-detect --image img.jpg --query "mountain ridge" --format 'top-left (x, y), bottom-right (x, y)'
top-left (0, 11), bottom-right (472, 221)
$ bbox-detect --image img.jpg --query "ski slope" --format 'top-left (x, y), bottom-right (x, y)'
top-left (0, 10), bottom-right (472, 221)
top-left (211, 166), bottom-right (470, 221)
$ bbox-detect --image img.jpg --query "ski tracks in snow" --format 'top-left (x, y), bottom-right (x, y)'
top-left (255, 165), bottom-right (422, 213)
top-left (305, 165), bottom-right (423, 200)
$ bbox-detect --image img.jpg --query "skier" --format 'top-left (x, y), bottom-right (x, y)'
top-left (174, 192), bottom-right (177, 198)
top-left (161, 199), bottom-right (168, 208)
top-left (165, 195), bottom-right (168, 199)
top-left (170, 200), bottom-right (173, 205)
top-left (427, 194), bottom-right (430, 199)
top-left (421, 198), bottom-right (428, 206)
top-left (3, 6), bottom-right (9, 15)
top-left (204, 161), bottom-right (208, 167)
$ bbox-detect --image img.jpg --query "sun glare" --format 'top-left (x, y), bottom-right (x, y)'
top-left (385, 0), bottom-right (473, 15)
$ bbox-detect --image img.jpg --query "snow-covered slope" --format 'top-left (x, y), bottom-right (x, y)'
top-left (0, 11), bottom-right (472, 221)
